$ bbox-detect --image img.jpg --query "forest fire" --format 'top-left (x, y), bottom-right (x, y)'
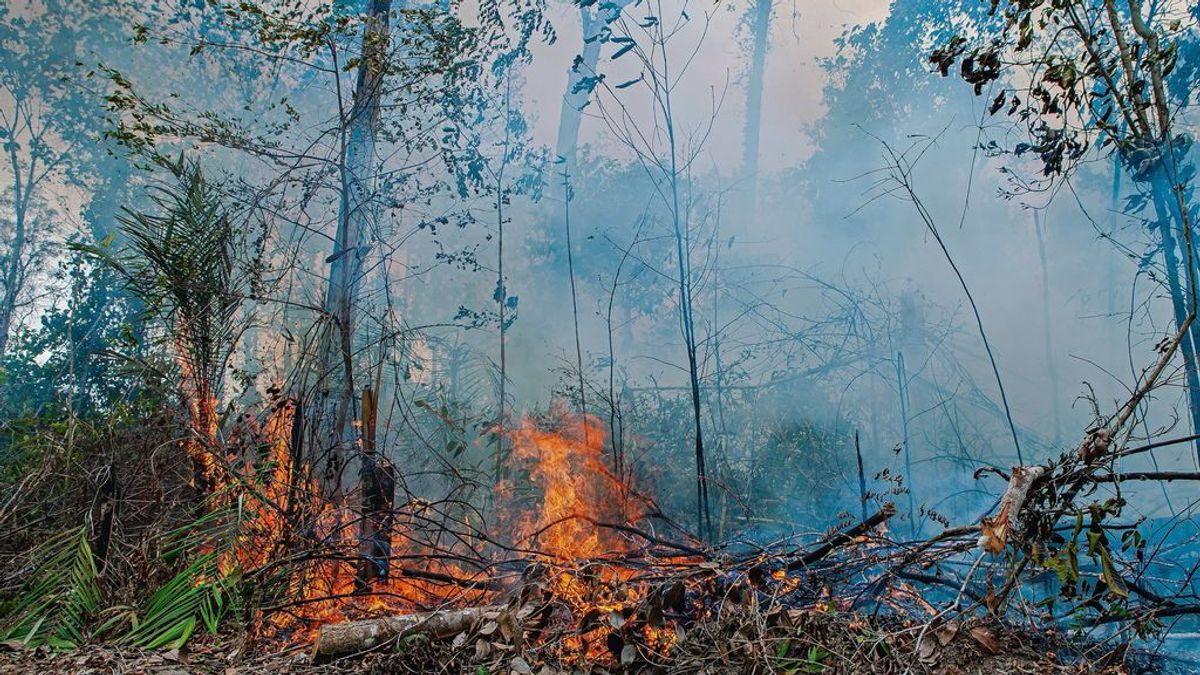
top-left (501, 414), bottom-right (646, 560)
top-left (11, 0), bottom-right (1200, 671)
top-left (211, 408), bottom-right (665, 658)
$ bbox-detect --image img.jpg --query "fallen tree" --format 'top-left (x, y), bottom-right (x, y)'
top-left (312, 604), bottom-right (507, 661)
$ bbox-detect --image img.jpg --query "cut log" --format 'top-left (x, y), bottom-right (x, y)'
top-left (311, 604), bottom-right (504, 661)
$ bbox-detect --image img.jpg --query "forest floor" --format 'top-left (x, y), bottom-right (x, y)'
top-left (1, 611), bottom-right (1190, 674)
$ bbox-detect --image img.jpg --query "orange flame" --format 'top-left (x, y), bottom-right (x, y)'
top-left (201, 406), bottom-right (666, 657)
top-left (502, 414), bottom-right (642, 560)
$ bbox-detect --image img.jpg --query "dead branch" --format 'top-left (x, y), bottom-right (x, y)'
top-left (1091, 471), bottom-right (1200, 483)
top-left (786, 503), bottom-right (895, 571)
top-left (977, 466), bottom-right (1045, 554)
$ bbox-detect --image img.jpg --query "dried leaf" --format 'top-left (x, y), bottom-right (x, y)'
top-left (620, 644), bottom-right (637, 665)
top-left (917, 635), bottom-right (939, 665)
top-left (969, 626), bottom-right (1002, 655)
top-left (935, 621), bottom-right (960, 646)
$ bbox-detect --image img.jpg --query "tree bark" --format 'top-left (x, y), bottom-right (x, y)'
top-left (738, 0), bottom-right (772, 216)
top-left (311, 0), bottom-right (392, 496)
top-left (356, 386), bottom-right (394, 586)
top-left (312, 604), bottom-right (504, 661)
top-left (554, 5), bottom-right (603, 177)
top-left (0, 121), bottom-right (34, 358)
top-left (1149, 181), bottom-right (1200, 459)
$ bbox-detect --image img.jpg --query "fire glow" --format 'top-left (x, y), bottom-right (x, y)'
top-left (207, 407), bottom-right (665, 660)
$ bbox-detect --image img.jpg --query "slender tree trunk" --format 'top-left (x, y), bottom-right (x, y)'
top-left (738, 0), bottom-right (772, 216)
top-left (0, 202), bottom-right (26, 357)
top-left (657, 21), bottom-right (711, 540)
top-left (563, 168), bottom-right (589, 434)
top-left (710, 235), bottom-right (731, 541)
top-left (854, 431), bottom-right (868, 523)
top-left (0, 140), bottom-right (33, 358)
top-left (1033, 209), bottom-right (1063, 446)
top-left (895, 351), bottom-right (914, 537)
top-left (495, 75), bottom-right (513, 480)
top-left (313, 0), bottom-right (392, 496)
top-left (1151, 179), bottom-right (1200, 459)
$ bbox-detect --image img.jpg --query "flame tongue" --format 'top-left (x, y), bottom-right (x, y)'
top-left (217, 408), bottom-right (652, 650)
top-left (504, 414), bottom-right (640, 561)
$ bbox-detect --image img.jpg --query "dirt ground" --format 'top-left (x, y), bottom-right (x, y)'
top-left (3, 615), bottom-right (1194, 674)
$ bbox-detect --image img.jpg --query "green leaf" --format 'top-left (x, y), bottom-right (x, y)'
top-left (1098, 545), bottom-right (1129, 599)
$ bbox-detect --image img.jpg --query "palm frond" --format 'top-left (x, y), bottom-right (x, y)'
top-left (111, 502), bottom-right (244, 649)
top-left (0, 526), bottom-right (102, 648)
top-left (118, 551), bottom-right (218, 650)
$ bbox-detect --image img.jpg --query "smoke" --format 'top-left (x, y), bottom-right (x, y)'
top-left (2, 0), bottom-right (1196, 541)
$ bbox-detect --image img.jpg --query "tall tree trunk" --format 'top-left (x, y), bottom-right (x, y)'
top-left (495, 76), bottom-right (512, 480)
top-left (1150, 178), bottom-right (1200, 459)
top-left (312, 0), bottom-right (392, 497)
top-left (554, 0), bottom-right (634, 173)
top-left (738, 0), bottom-right (772, 217)
top-left (1033, 209), bottom-right (1063, 446)
top-left (555, 5), bottom-right (603, 177)
top-left (0, 139), bottom-right (33, 358)
top-left (0, 202), bottom-right (26, 358)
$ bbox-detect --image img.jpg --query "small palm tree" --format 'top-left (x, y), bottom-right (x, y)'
top-left (93, 156), bottom-right (245, 489)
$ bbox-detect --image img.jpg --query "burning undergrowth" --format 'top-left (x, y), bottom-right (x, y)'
top-left (191, 406), bottom-right (700, 662)
top-left (4, 392), bottom-right (1195, 674)
top-left (200, 405), bottom-right (939, 669)
top-left (174, 404), bottom-right (919, 669)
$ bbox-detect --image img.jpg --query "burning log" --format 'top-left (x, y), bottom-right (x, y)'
top-left (311, 604), bottom-right (506, 661)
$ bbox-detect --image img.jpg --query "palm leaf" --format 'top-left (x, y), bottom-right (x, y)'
top-left (0, 526), bottom-right (102, 648)
top-left (113, 503), bottom-right (244, 649)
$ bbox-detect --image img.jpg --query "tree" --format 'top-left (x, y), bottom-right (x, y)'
top-left (553, 0), bottom-right (634, 175)
top-left (0, 2), bottom-right (124, 356)
top-left (312, 0), bottom-right (392, 501)
top-left (737, 0), bottom-right (773, 217)
top-left (102, 158), bottom-right (245, 490)
top-left (931, 0), bottom-right (1200, 457)
top-left (577, 0), bottom-right (723, 538)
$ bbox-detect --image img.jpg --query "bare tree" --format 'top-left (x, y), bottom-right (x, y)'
top-left (581, 0), bottom-right (724, 538)
top-left (310, 0), bottom-right (393, 497)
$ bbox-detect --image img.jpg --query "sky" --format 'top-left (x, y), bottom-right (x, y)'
top-left (522, 0), bottom-right (892, 173)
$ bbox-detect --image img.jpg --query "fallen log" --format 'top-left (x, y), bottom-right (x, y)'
top-left (311, 604), bottom-right (505, 661)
